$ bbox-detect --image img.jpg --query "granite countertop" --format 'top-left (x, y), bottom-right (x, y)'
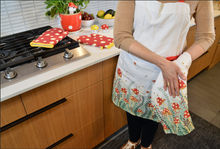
top-left (1, 10), bottom-right (220, 102)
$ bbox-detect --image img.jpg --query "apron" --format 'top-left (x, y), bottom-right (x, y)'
top-left (112, 0), bottom-right (195, 136)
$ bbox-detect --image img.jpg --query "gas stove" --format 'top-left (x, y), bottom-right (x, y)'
top-left (0, 26), bottom-right (90, 88)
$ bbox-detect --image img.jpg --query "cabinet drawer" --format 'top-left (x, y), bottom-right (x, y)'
top-left (103, 56), bottom-right (118, 79)
top-left (54, 116), bottom-right (104, 149)
top-left (1, 96), bottom-right (26, 127)
top-left (21, 63), bottom-right (102, 114)
top-left (1, 82), bottom-right (103, 149)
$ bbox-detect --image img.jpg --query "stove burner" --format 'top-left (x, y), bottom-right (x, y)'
top-left (0, 50), bottom-right (9, 59)
top-left (0, 26), bottom-right (80, 71)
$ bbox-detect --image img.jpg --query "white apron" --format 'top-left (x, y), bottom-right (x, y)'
top-left (112, 1), bottom-right (195, 136)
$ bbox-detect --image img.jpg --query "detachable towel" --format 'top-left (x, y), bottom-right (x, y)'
top-left (77, 33), bottom-right (114, 49)
top-left (151, 52), bottom-right (195, 135)
top-left (30, 28), bottom-right (69, 48)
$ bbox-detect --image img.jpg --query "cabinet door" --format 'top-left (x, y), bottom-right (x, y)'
top-left (103, 56), bottom-right (118, 79)
top-left (1, 82), bottom-right (103, 149)
top-left (1, 96), bottom-right (26, 127)
top-left (212, 43), bottom-right (220, 64)
top-left (21, 63), bottom-right (102, 114)
top-left (103, 76), bottom-right (115, 113)
top-left (104, 106), bottom-right (127, 139)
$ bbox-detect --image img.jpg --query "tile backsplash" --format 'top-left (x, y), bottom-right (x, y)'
top-left (1, 0), bottom-right (118, 37)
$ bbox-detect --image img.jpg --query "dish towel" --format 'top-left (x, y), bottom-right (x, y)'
top-left (30, 28), bottom-right (69, 48)
top-left (151, 52), bottom-right (195, 136)
top-left (77, 33), bottom-right (114, 49)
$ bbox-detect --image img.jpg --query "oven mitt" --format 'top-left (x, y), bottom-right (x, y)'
top-left (77, 33), bottom-right (114, 49)
top-left (151, 52), bottom-right (195, 135)
top-left (30, 28), bottom-right (69, 48)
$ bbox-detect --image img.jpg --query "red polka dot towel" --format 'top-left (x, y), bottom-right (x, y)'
top-left (77, 33), bottom-right (114, 49)
top-left (30, 28), bottom-right (69, 48)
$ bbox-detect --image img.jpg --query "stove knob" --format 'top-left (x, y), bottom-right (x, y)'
top-left (3, 67), bottom-right (17, 80)
top-left (63, 48), bottom-right (73, 59)
top-left (36, 57), bottom-right (47, 68)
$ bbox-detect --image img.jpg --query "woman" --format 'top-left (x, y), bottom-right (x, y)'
top-left (112, 1), bottom-right (215, 149)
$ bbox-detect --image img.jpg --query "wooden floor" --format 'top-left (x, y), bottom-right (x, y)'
top-left (188, 62), bottom-right (220, 128)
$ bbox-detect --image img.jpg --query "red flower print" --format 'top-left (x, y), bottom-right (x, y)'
top-left (162, 108), bottom-right (172, 115)
top-left (117, 68), bottom-right (122, 78)
top-left (123, 98), bottom-right (129, 103)
top-left (163, 124), bottom-right (169, 130)
top-left (134, 62), bottom-right (136, 65)
top-left (172, 103), bottom-right (181, 111)
top-left (147, 103), bottom-right (154, 107)
top-left (131, 88), bottom-right (139, 95)
top-left (174, 118), bottom-right (180, 124)
top-left (157, 97), bottom-right (165, 106)
top-left (130, 96), bottom-right (138, 102)
top-left (137, 109), bottom-right (143, 113)
top-left (183, 110), bottom-right (190, 118)
top-left (121, 88), bottom-right (127, 94)
top-left (115, 87), bottom-right (119, 94)
top-left (179, 79), bottom-right (186, 90)
top-left (152, 80), bottom-right (156, 83)
top-left (146, 91), bottom-right (149, 93)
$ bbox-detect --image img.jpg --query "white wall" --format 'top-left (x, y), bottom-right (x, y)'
top-left (1, 0), bottom-right (118, 37)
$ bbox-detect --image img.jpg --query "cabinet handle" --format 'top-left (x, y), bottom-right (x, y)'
top-left (46, 133), bottom-right (73, 149)
top-left (0, 98), bottom-right (67, 133)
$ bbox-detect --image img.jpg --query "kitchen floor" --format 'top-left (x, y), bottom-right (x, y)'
top-left (188, 62), bottom-right (220, 128)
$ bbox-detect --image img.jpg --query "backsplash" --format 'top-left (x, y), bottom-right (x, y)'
top-left (1, 0), bottom-right (118, 37)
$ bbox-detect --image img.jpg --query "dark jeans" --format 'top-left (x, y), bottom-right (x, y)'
top-left (126, 112), bottom-right (159, 148)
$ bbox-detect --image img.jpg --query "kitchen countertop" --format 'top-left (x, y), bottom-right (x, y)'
top-left (1, 10), bottom-right (220, 102)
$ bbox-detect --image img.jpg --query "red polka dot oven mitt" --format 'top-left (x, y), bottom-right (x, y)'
top-left (77, 33), bottom-right (114, 49)
top-left (30, 28), bottom-right (69, 48)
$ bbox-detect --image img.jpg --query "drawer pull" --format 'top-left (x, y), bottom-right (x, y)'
top-left (0, 98), bottom-right (67, 133)
top-left (46, 133), bottom-right (73, 149)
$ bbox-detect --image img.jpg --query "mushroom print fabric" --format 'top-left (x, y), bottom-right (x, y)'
top-left (77, 34), bottom-right (114, 49)
top-left (112, 53), bottom-right (194, 136)
top-left (30, 28), bottom-right (69, 48)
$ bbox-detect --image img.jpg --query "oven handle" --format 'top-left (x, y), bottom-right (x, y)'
top-left (0, 98), bottom-right (67, 133)
top-left (46, 133), bottom-right (74, 149)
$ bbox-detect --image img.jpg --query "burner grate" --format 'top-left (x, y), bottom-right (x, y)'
top-left (0, 26), bottom-right (79, 71)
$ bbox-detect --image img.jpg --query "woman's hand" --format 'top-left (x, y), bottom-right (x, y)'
top-left (160, 60), bottom-right (186, 98)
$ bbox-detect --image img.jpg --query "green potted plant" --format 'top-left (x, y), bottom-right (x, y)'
top-left (45, 0), bottom-right (90, 32)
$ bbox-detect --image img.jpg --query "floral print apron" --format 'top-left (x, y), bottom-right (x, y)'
top-left (112, 1), bottom-right (195, 136)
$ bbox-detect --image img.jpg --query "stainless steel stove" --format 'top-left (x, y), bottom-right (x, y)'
top-left (0, 26), bottom-right (90, 88)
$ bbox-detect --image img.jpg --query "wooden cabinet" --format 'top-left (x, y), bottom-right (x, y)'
top-left (1, 57), bottom-right (124, 149)
top-left (104, 106), bottom-right (127, 139)
top-left (103, 56), bottom-right (118, 79)
top-left (54, 116), bottom-right (104, 149)
top-left (1, 83), bottom-right (104, 149)
top-left (187, 16), bottom-right (220, 80)
top-left (211, 43), bottom-right (220, 66)
top-left (102, 57), bottom-right (127, 139)
top-left (0, 96), bottom-right (26, 127)
top-left (209, 16), bottom-right (220, 69)
top-left (21, 63), bottom-right (102, 114)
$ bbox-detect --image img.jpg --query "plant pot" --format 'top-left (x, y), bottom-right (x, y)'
top-left (59, 12), bottom-right (81, 32)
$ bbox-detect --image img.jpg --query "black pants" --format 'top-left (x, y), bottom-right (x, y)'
top-left (126, 112), bottom-right (159, 148)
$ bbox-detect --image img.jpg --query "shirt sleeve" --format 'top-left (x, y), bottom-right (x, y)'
top-left (113, 1), bottom-right (136, 53)
top-left (193, 1), bottom-right (215, 51)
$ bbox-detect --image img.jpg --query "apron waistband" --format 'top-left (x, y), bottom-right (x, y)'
top-left (166, 55), bottom-right (180, 61)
